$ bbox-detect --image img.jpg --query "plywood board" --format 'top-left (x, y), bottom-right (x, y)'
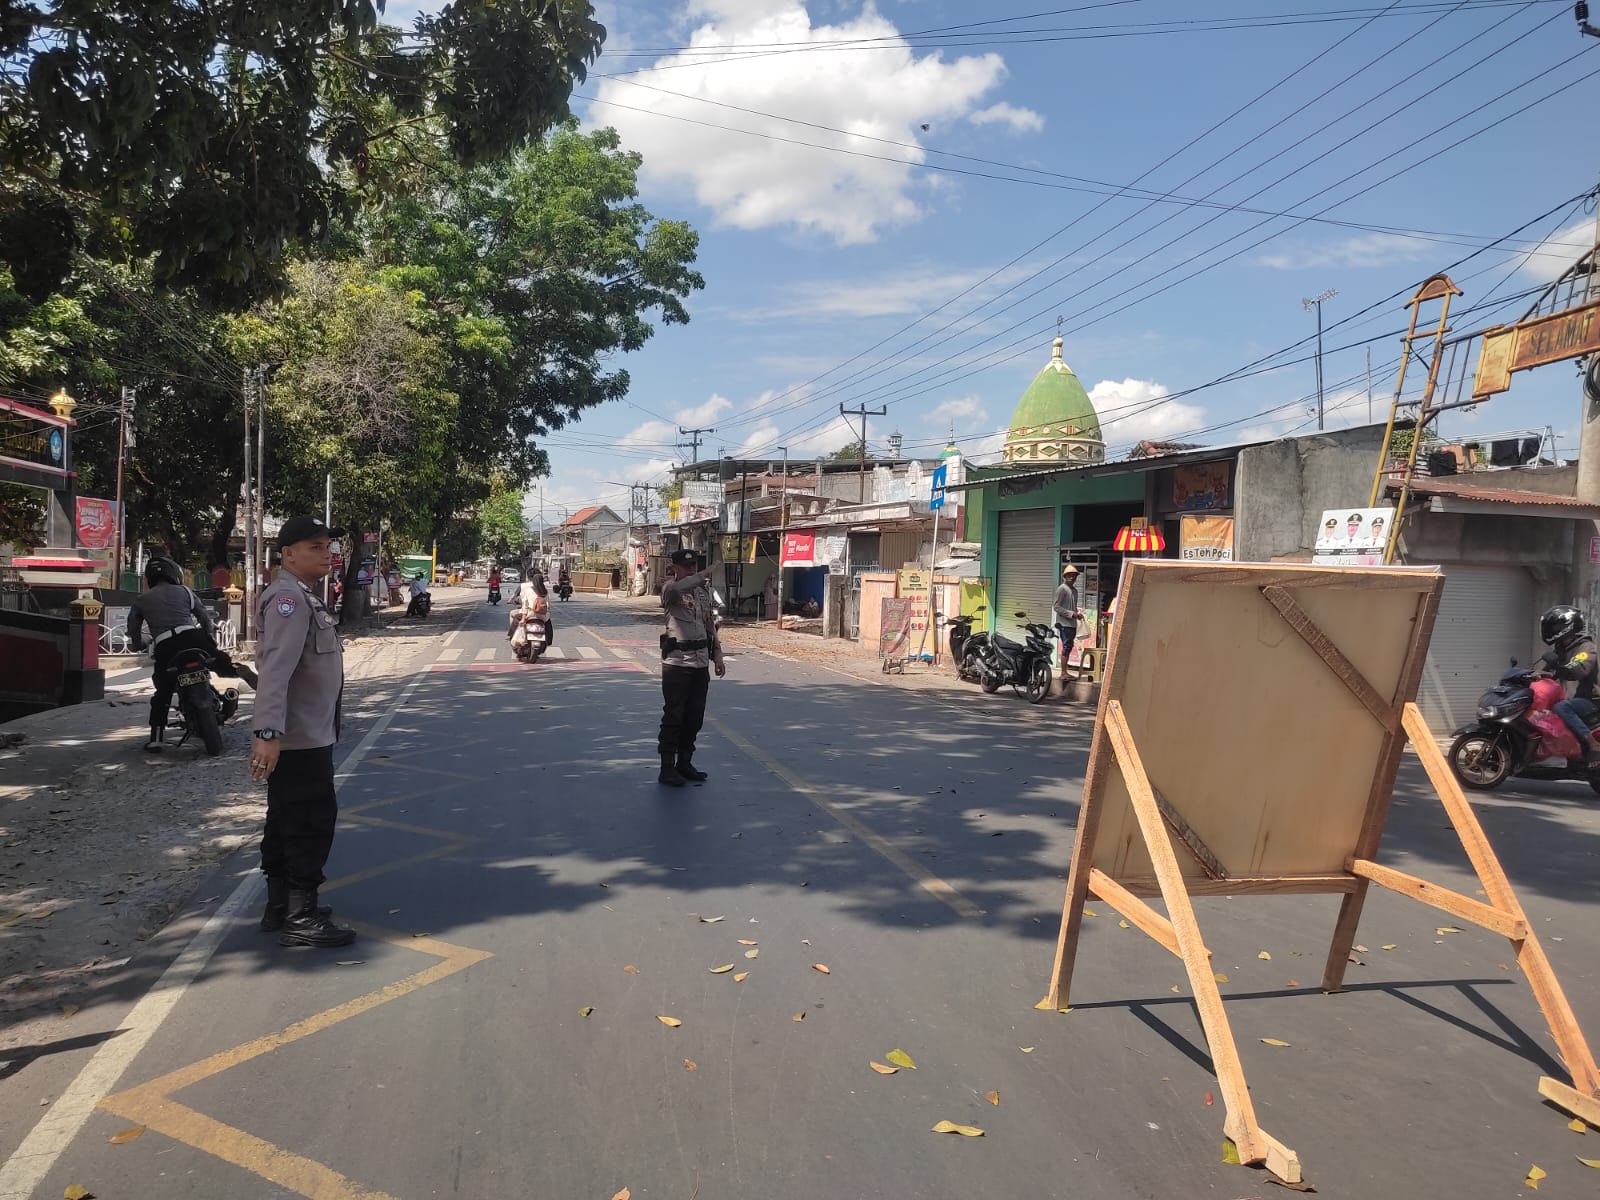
top-left (1088, 563), bottom-right (1441, 881)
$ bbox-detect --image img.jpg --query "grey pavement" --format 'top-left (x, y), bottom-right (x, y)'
top-left (1, 588), bottom-right (1597, 1199)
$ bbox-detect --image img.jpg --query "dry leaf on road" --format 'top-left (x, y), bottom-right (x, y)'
top-left (931, 1120), bottom-right (985, 1136)
top-left (64, 1189), bottom-right (95, 1200)
top-left (733, 972), bottom-right (749, 982)
top-left (1578, 1156), bottom-right (1600, 1167)
top-left (1222, 1139), bottom-right (1242, 1165)
top-left (1571, 1118), bottom-right (1589, 1133)
top-left (709, 964), bottom-right (734, 974)
top-left (1020, 1046), bottom-right (1035, 1053)
top-left (613, 1189), bottom-right (632, 1200)
top-left (792, 1012), bottom-right (805, 1022)
top-left (61, 1005), bottom-right (80, 1018)
top-left (738, 939), bottom-right (757, 946)
top-left (108, 1126), bottom-right (145, 1145)
top-left (1213, 973), bottom-right (1229, 984)
top-left (744, 948), bottom-right (759, 959)
top-left (869, 1062), bottom-right (898, 1075)
top-left (812, 963), bottom-right (830, 974)
top-left (683, 1059), bottom-right (697, 1072)
top-left (985, 1090), bottom-right (1000, 1106)
top-left (657, 1015), bottom-right (682, 1028)
top-left (1436, 926), bottom-right (1462, 935)
top-left (1525, 1164), bottom-right (1547, 1189)
top-left (1257, 951), bottom-right (1272, 961)
top-left (886, 1049), bottom-right (917, 1069)
top-left (1261, 1038), bottom-right (1291, 1047)
top-left (580, 1007), bottom-right (595, 1018)
top-left (624, 964), bottom-right (640, 974)
top-left (1382, 943), bottom-right (1397, 950)
top-left (1083, 907), bottom-right (1098, 917)
top-left (698, 916), bottom-right (724, 924)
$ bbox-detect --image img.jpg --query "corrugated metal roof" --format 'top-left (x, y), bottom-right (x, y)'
top-left (947, 437), bottom-right (1263, 492)
top-left (1400, 476), bottom-right (1599, 509)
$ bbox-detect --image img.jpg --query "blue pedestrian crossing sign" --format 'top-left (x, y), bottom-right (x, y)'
top-left (930, 463), bottom-right (947, 510)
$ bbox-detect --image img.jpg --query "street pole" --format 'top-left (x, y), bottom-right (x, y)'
top-left (1366, 346), bottom-right (1373, 425)
top-left (114, 386), bottom-right (132, 591)
top-left (242, 366), bottom-right (254, 640)
top-left (255, 366), bottom-right (266, 583)
top-left (840, 403), bottom-right (886, 503)
top-left (776, 445), bottom-right (787, 623)
top-left (920, 501), bottom-right (942, 663)
top-left (1302, 288), bottom-right (1337, 432)
top-left (324, 472), bottom-right (333, 605)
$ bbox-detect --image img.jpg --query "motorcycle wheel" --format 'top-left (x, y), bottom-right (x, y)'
top-left (958, 648), bottom-right (981, 682)
top-left (1447, 730), bottom-right (1511, 790)
top-left (184, 687), bottom-right (224, 757)
top-left (980, 666), bottom-right (1002, 694)
top-left (1025, 660), bottom-right (1053, 704)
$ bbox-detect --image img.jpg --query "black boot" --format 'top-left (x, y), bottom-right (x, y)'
top-left (236, 662), bottom-right (259, 689)
top-left (658, 755), bottom-right (685, 787)
top-left (144, 723), bottom-right (165, 753)
top-left (277, 889), bottom-right (356, 948)
top-left (677, 755), bottom-right (708, 782)
top-left (259, 877), bottom-right (331, 932)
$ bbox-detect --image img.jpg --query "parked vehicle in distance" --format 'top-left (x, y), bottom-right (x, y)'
top-left (979, 613), bottom-right (1055, 704)
top-left (501, 567), bottom-right (522, 585)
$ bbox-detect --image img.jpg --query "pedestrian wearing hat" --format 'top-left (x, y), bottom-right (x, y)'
top-left (249, 516), bottom-right (356, 948)
top-left (1054, 564), bottom-right (1084, 675)
top-left (657, 544), bottom-right (725, 787)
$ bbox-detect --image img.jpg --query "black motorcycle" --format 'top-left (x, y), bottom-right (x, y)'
top-left (487, 583), bottom-right (502, 605)
top-left (153, 645), bottom-right (236, 756)
top-left (942, 605), bottom-right (989, 683)
top-left (1448, 660), bottom-right (1600, 795)
top-left (979, 613), bottom-right (1054, 704)
top-left (557, 578), bottom-right (573, 601)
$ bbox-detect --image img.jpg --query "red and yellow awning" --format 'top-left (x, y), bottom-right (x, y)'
top-left (1113, 525), bottom-right (1166, 553)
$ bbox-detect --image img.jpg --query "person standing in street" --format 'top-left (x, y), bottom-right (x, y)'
top-left (249, 516), bottom-right (357, 949)
top-left (657, 547), bottom-right (725, 787)
top-left (1053, 563), bottom-right (1084, 665)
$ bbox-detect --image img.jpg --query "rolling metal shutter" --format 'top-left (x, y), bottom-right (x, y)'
top-left (1418, 564), bottom-right (1535, 734)
top-left (996, 508), bottom-right (1057, 632)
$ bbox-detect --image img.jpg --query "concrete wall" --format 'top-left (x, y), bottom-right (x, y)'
top-left (1235, 424), bottom-right (1388, 561)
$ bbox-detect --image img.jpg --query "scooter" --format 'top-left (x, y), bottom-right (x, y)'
top-left (942, 605), bottom-right (989, 683)
top-left (487, 582), bottom-right (502, 605)
top-left (512, 611), bottom-right (548, 663)
top-left (406, 578), bottom-right (432, 618)
top-left (150, 645), bottom-right (237, 757)
top-left (557, 577), bottom-right (572, 601)
top-left (1448, 659), bottom-right (1600, 795)
top-left (979, 613), bottom-right (1055, 704)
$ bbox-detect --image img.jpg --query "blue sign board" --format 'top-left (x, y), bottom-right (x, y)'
top-left (930, 463), bottom-right (947, 511)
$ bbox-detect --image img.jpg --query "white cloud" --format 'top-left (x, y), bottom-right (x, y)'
top-left (592, 3), bottom-right (1017, 243)
top-left (1253, 232), bottom-right (1429, 271)
top-left (967, 102), bottom-right (1044, 133)
top-left (675, 393), bottom-right (734, 426)
top-left (737, 263), bottom-right (1014, 322)
top-left (1520, 218), bottom-right (1594, 283)
top-left (1089, 378), bottom-right (1206, 449)
top-left (926, 394), bottom-right (987, 425)
top-left (616, 419), bottom-right (678, 450)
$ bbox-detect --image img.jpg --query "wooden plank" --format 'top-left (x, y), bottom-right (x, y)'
top-left (1404, 702), bottom-right (1600, 1096)
top-left (1110, 874), bottom-right (1359, 897)
top-left (1087, 867), bottom-right (1196, 959)
top-left (1260, 585), bottom-right (1397, 730)
top-left (1348, 858), bottom-right (1528, 939)
top-left (1260, 1131), bottom-right (1305, 1187)
top-left (1322, 576), bottom-right (1442, 992)
top-left (1152, 785), bottom-right (1227, 880)
top-left (1539, 1076), bottom-right (1600, 1128)
top-left (1132, 561), bottom-right (1440, 591)
top-left (1106, 700), bottom-right (1283, 1169)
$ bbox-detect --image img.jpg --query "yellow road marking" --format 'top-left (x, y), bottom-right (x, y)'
top-left (705, 713), bottom-right (985, 920)
top-left (100, 927), bottom-right (490, 1200)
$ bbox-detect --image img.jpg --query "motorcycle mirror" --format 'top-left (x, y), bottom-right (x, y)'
top-left (934, 610), bottom-right (944, 618)
top-left (1509, 656), bottom-right (1518, 667)
top-left (1015, 611), bottom-right (1027, 618)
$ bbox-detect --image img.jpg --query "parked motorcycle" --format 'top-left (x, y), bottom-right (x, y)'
top-left (979, 613), bottom-right (1054, 704)
top-left (1448, 659), bottom-right (1600, 795)
top-left (152, 645), bottom-right (237, 757)
top-left (942, 605), bottom-right (989, 683)
top-left (512, 612), bottom-right (548, 663)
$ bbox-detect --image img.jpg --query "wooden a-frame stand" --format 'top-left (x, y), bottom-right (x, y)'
top-left (1043, 564), bottom-right (1600, 1184)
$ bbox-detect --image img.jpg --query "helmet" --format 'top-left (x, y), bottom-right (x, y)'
top-left (1540, 604), bottom-right (1584, 647)
top-left (144, 556), bottom-right (183, 588)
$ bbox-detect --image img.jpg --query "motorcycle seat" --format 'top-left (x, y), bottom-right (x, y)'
top-left (992, 633), bottom-right (1024, 652)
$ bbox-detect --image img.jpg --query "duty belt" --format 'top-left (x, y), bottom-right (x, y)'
top-left (671, 639), bottom-right (710, 651)
top-left (152, 623), bottom-right (201, 646)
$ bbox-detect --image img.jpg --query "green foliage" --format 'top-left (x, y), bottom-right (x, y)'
top-left (0, 1), bottom-right (606, 302)
top-left (828, 440), bottom-right (866, 461)
top-left (479, 480), bottom-right (529, 559)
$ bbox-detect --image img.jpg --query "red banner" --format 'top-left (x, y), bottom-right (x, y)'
top-left (74, 497), bottom-right (118, 550)
top-left (780, 530), bottom-right (816, 567)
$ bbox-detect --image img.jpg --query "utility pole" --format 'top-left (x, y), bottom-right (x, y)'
top-left (324, 472), bottom-right (333, 606)
top-left (678, 425), bottom-right (714, 466)
top-left (1366, 346), bottom-right (1373, 425)
top-left (1302, 288), bottom-right (1337, 431)
top-left (242, 366), bottom-right (255, 640)
top-left (1580, 1), bottom-right (1600, 37)
top-left (775, 445), bottom-right (787, 623)
top-left (114, 386), bottom-right (134, 590)
top-left (839, 402), bottom-right (887, 503)
top-left (254, 365), bottom-right (266, 583)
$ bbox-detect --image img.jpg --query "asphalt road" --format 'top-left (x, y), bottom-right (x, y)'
top-left (5, 587), bottom-right (1600, 1199)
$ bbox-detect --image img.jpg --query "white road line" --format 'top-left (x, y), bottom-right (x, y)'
top-left (0, 620), bottom-right (447, 1200)
top-left (443, 630), bottom-right (462, 647)
top-left (439, 648), bottom-right (463, 662)
top-left (612, 648), bottom-right (633, 659)
top-left (474, 648), bottom-right (497, 662)
top-left (577, 646), bottom-right (600, 660)
top-left (545, 647), bottom-right (566, 659)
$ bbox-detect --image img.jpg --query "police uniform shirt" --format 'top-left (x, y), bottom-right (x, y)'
top-left (661, 569), bottom-right (715, 669)
top-left (255, 574), bottom-right (343, 749)
top-left (128, 583), bottom-right (213, 645)
top-left (1541, 636), bottom-right (1600, 702)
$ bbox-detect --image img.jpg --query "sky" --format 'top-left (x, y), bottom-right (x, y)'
top-left (395, 0), bottom-right (1600, 525)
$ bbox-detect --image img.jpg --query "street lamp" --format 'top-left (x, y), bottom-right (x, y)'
top-left (1302, 288), bottom-right (1337, 431)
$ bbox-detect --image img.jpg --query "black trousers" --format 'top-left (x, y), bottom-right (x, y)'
top-left (260, 745), bottom-right (339, 890)
top-left (658, 665), bottom-right (710, 759)
top-left (149, 629), bottom-right (241, 727)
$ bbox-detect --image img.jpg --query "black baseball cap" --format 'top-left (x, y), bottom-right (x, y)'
top-left (278, 516), bottom-right (345, 548)
top-left (669, 549), bottom-right (698, 567)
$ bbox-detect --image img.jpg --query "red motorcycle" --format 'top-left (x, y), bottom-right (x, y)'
top-left (1448, 663), bottom-right (1600, 794)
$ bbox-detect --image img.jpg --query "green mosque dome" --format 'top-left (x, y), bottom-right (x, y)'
top-left (1002, 337), bottom-right (1105, 465)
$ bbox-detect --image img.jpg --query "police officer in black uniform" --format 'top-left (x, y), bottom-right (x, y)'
top-left (1536, 604), bottom-right (1600, 763)
top-left (250, 516), bottom-right (356, 948)
top-left (127, 555), bottom-right (256, 751)
top-left (657, 546), bottom-right (726, 786)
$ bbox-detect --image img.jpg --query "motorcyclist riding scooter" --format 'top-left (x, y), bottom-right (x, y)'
top-left (406, 573), bottom-right (432, 617)
top-left (1534, 604), bottom-right (1600, 763)
top-left (127, 556), bottom-right (255, 751)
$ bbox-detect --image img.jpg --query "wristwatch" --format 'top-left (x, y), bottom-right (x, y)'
top-left (253, 729), bottom-right (281, 740)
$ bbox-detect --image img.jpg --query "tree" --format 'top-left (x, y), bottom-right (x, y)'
top-left (478, 480), bottom-right (529, 560)
top-left (0, 1), bottom-right (606, 303)
top-left (829, 440), bottom-right (866, 461)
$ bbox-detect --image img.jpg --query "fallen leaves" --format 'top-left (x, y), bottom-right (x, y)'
top-left (683, 1059), bottom-right (697, 1072)
top-left (733, 972), bottom-right (750, 983)
top-left (60, 1004), bottom-right (80, 1018)
top-left (1020, 1046), bottom-right (1035, 1053)
top-left (886, 1049), bottom-right (917, 1070)
top-left (108, 1126), bottom-right (145, 1145)
top-left (580, 1007), bottom-right (595, 1018)
top-left (1353, 944), bottom-right (1369, 954)
top-left (624, 964), bottom-right (640, 974)
top-left (1571, 1118), bottom-right (1589, 1134)
top-left (744, 948), bottom-right (760, 959)
top-left (1118, 919), bottom-right (1130, 929)
top-left (984, 1090), bottom-right (1000, 1106)
top-left (698, 915), bottom-right (725, 924)
top-left (1382, 943), bottom-right (1397, 951)
top-left (1213, 973), bottom-right (1230, 984)
top-left (1222, 1139), bottom-right (1242, 1165)
top-left (1579, 1156), bottom-right (1600, 1168)
top-left (612, 1189), bottom-right (632, 1200)
top-left (708, 964), bottom-right (734, 974)
top-left (1083, 907), bottom-right (1098, 917)
top-left (869, 1062), bottom-right (899, 1075)
top-left (931, 1120), bottom-right (984, 1137)
top-left (1525, 1164), bottom-right (1547, 1189)
top-left (812, 963), bottom-right (831, 974)
top-left (737, 939), bottom-right (758, 946)
top-left (1437, 926), bottom-right (1462, 936)
top-left (1257, 951), bottom-right (1272, 961)
top-left (64, 1189), bottom-right (95, 1200)
top-left (1261, 1038), bottom-right (1291, 1047)
top-left (792, 1012), bottom-right (805, 1022)
top-left (657, 1016), bottom-right (682, 1028)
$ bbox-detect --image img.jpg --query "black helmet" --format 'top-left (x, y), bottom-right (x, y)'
top-left (1540, 604), bottom-right (1584, 647)
top-left (144, 556), bottom-right (183, 588)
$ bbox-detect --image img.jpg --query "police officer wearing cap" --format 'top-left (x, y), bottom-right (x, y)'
top-left (657, 545), bottom-right (725, 786)
top-left (249, 516), bottom-right (356, 948)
